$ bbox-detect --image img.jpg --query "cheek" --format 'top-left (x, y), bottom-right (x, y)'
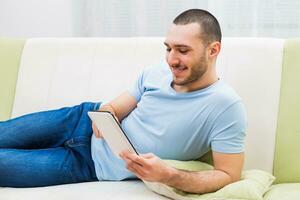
top-left (180, 55), bottom-right (194, 67)
top-left (165, 54), bottom-right (169, 62)
top-left (165, 52), bottom-right (172, 64)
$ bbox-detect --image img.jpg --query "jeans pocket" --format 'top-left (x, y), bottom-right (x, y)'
top-left (64, 136), bottom-right (97, 182)
top-left (64, 136), bottom-right (91, 148)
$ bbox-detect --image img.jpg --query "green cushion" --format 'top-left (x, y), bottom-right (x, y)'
top-left (144, 160), bottom-right (275, 200)
top-left (273, 38), bottom-right (300, 183)
top-left (0, 38), bottom-right (25, 121)
top-left (264, 183), bottom-right (300, 200)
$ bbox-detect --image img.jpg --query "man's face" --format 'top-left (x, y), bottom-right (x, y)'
top-left (164, 23), bottom-right (209, 87)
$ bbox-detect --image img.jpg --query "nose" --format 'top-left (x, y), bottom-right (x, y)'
top-left (166, 50), bottom-right (180, 66)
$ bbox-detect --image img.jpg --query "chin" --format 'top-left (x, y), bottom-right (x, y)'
top-left (172, 78), bottom-right (188, 86)
top-left (172, 72), bottom-right (190, 85)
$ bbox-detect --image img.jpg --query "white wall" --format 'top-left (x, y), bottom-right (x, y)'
top-left (0, 0), bottom-right (74, 37)
top-left (0, 0), bottom-right (299, 38)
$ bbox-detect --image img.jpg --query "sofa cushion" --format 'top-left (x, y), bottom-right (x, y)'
top-left (144, 160), bottom-right (275, 200)
top-left (273, 38), bottom-right (300, 183)
top-left (0, 181), bottom-right (168, 200)
top-left (11, 38), bottom-right (165, 118)
top-left (263, 183), bottom-right (300, 200)
top-left (0, 38), bottom-right (25, 121)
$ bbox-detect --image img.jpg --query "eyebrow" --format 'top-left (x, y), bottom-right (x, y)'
top-left (164, 42), bottom-right (191, 48)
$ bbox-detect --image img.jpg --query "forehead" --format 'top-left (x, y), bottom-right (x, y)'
top-left (164, 23), bottom-right (203, 47)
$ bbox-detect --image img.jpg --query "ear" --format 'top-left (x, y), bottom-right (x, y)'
top-left (208, 41), bottom-right (221, 57)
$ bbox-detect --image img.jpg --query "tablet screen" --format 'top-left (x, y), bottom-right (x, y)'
top-left (88, 111), bottom-right (138, 157)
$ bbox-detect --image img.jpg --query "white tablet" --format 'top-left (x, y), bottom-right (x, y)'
top-left (88, 111), bottom-right (138, 157)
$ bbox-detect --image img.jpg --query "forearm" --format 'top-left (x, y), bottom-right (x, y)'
top-left (164, 169), bottom-right (234, 194)
top-left (98, 103), bottom-right (120, 120)
top-left (121, 151), bottom-right (243, 194)
top-left (98, 103), bottom-right (115, 114)
top-left (98, 92), bottom-right (137, 122)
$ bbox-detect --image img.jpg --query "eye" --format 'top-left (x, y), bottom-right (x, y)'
top-left (179, 49), bottom-right (189, 54)
top-left (166, 48), bottom-right (171, 52)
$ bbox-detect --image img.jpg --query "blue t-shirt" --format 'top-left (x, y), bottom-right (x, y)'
top-left (91, 63), bottom-right (247, 181)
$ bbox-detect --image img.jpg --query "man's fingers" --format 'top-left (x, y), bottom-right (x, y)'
top-left (140, 153), bottom-right (155, 159)
top-left (92, 123), bottom-right (99, 138)
top-left (92, 122), bottom-right (102, 138)
top-left (123, 153), bottom-right (149, 167)
top-left (124, 157), bottom-right (145, 177)
top-left (127, 163), bottom-right (144, 176)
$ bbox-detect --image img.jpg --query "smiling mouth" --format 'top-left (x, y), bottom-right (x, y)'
top-left (171, 66), bottom-right (188, 76)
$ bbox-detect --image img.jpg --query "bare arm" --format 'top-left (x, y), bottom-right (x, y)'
top-left (99, 91), bottom-right (138, 121)
top-left (92, 91), bottom-right (138, 138)
top-left (163, 152), bottom-right (244, 193)
top-left (120, 151), bottom-right (244, 194)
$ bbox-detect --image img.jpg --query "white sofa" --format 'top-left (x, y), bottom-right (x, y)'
top-left (1, 37), bottom-right (300, 200)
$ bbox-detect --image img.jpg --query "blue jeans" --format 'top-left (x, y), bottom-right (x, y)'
top-left (0, 102), bottom-right (101, 187)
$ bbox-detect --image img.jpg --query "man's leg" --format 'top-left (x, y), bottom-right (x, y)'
top-left (0, 102), bottom-right (100, 149)
top-left (0, 146), bottom-right (97, 187)
top-left (0, 102), bottom-right (100, 187)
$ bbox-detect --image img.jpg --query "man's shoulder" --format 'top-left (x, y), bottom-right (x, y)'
top-left (141, 61), bottom-right (170, 82)
top-left (143, 61), bottom-right (169, 75)
top-left (210, 81), bottom-right (243, 108)
top-left (217, 81), bottom-right (241, 99)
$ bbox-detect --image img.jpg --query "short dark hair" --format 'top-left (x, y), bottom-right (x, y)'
top-left (173, 9), bottom-right (222, 45)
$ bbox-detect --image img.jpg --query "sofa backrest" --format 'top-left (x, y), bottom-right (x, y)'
top-left (217, 38), bottom-right (284, 174)
top-left (0, 38), bottom-right (25, 121)
top-left (1, 37), bottom-right (300, 183)
top-left (273, 39), bottom-right (300, 183)
top-left (11, 38), bottom-right (166, 114)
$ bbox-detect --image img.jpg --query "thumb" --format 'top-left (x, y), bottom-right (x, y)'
top-left (140, 153), bottom-right (155, 159)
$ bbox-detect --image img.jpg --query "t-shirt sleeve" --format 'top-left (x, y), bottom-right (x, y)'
top-left (210, 101), bottom-right (247, 153)
top-left (128, 70), bottom-right (146, 102)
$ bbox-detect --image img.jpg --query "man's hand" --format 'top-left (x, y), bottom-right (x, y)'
top-left (92, 122), bottom-right (103, 138)
top-left (119, 150), bottom-right (176, 183)
top-left (121, 150), bottom-right (244, 194)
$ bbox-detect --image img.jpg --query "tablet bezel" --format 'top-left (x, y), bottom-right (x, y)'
top-left (88, 111), bottom-right (138, 156)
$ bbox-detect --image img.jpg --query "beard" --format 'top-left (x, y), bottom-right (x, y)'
top-left (172, 55), bottom-right (208, 86)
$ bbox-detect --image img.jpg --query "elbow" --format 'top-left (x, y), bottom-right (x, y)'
top-left (217, 168), bottom-right (242, 185)
top-left (228, 171), bottom-right (242, 184)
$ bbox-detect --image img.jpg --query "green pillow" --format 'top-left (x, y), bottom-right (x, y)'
top-left (143, 160), bottom-right (275, 200)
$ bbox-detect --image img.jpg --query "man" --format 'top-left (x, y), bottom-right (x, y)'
top-left (0, 9), bottom-right (246, 194)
